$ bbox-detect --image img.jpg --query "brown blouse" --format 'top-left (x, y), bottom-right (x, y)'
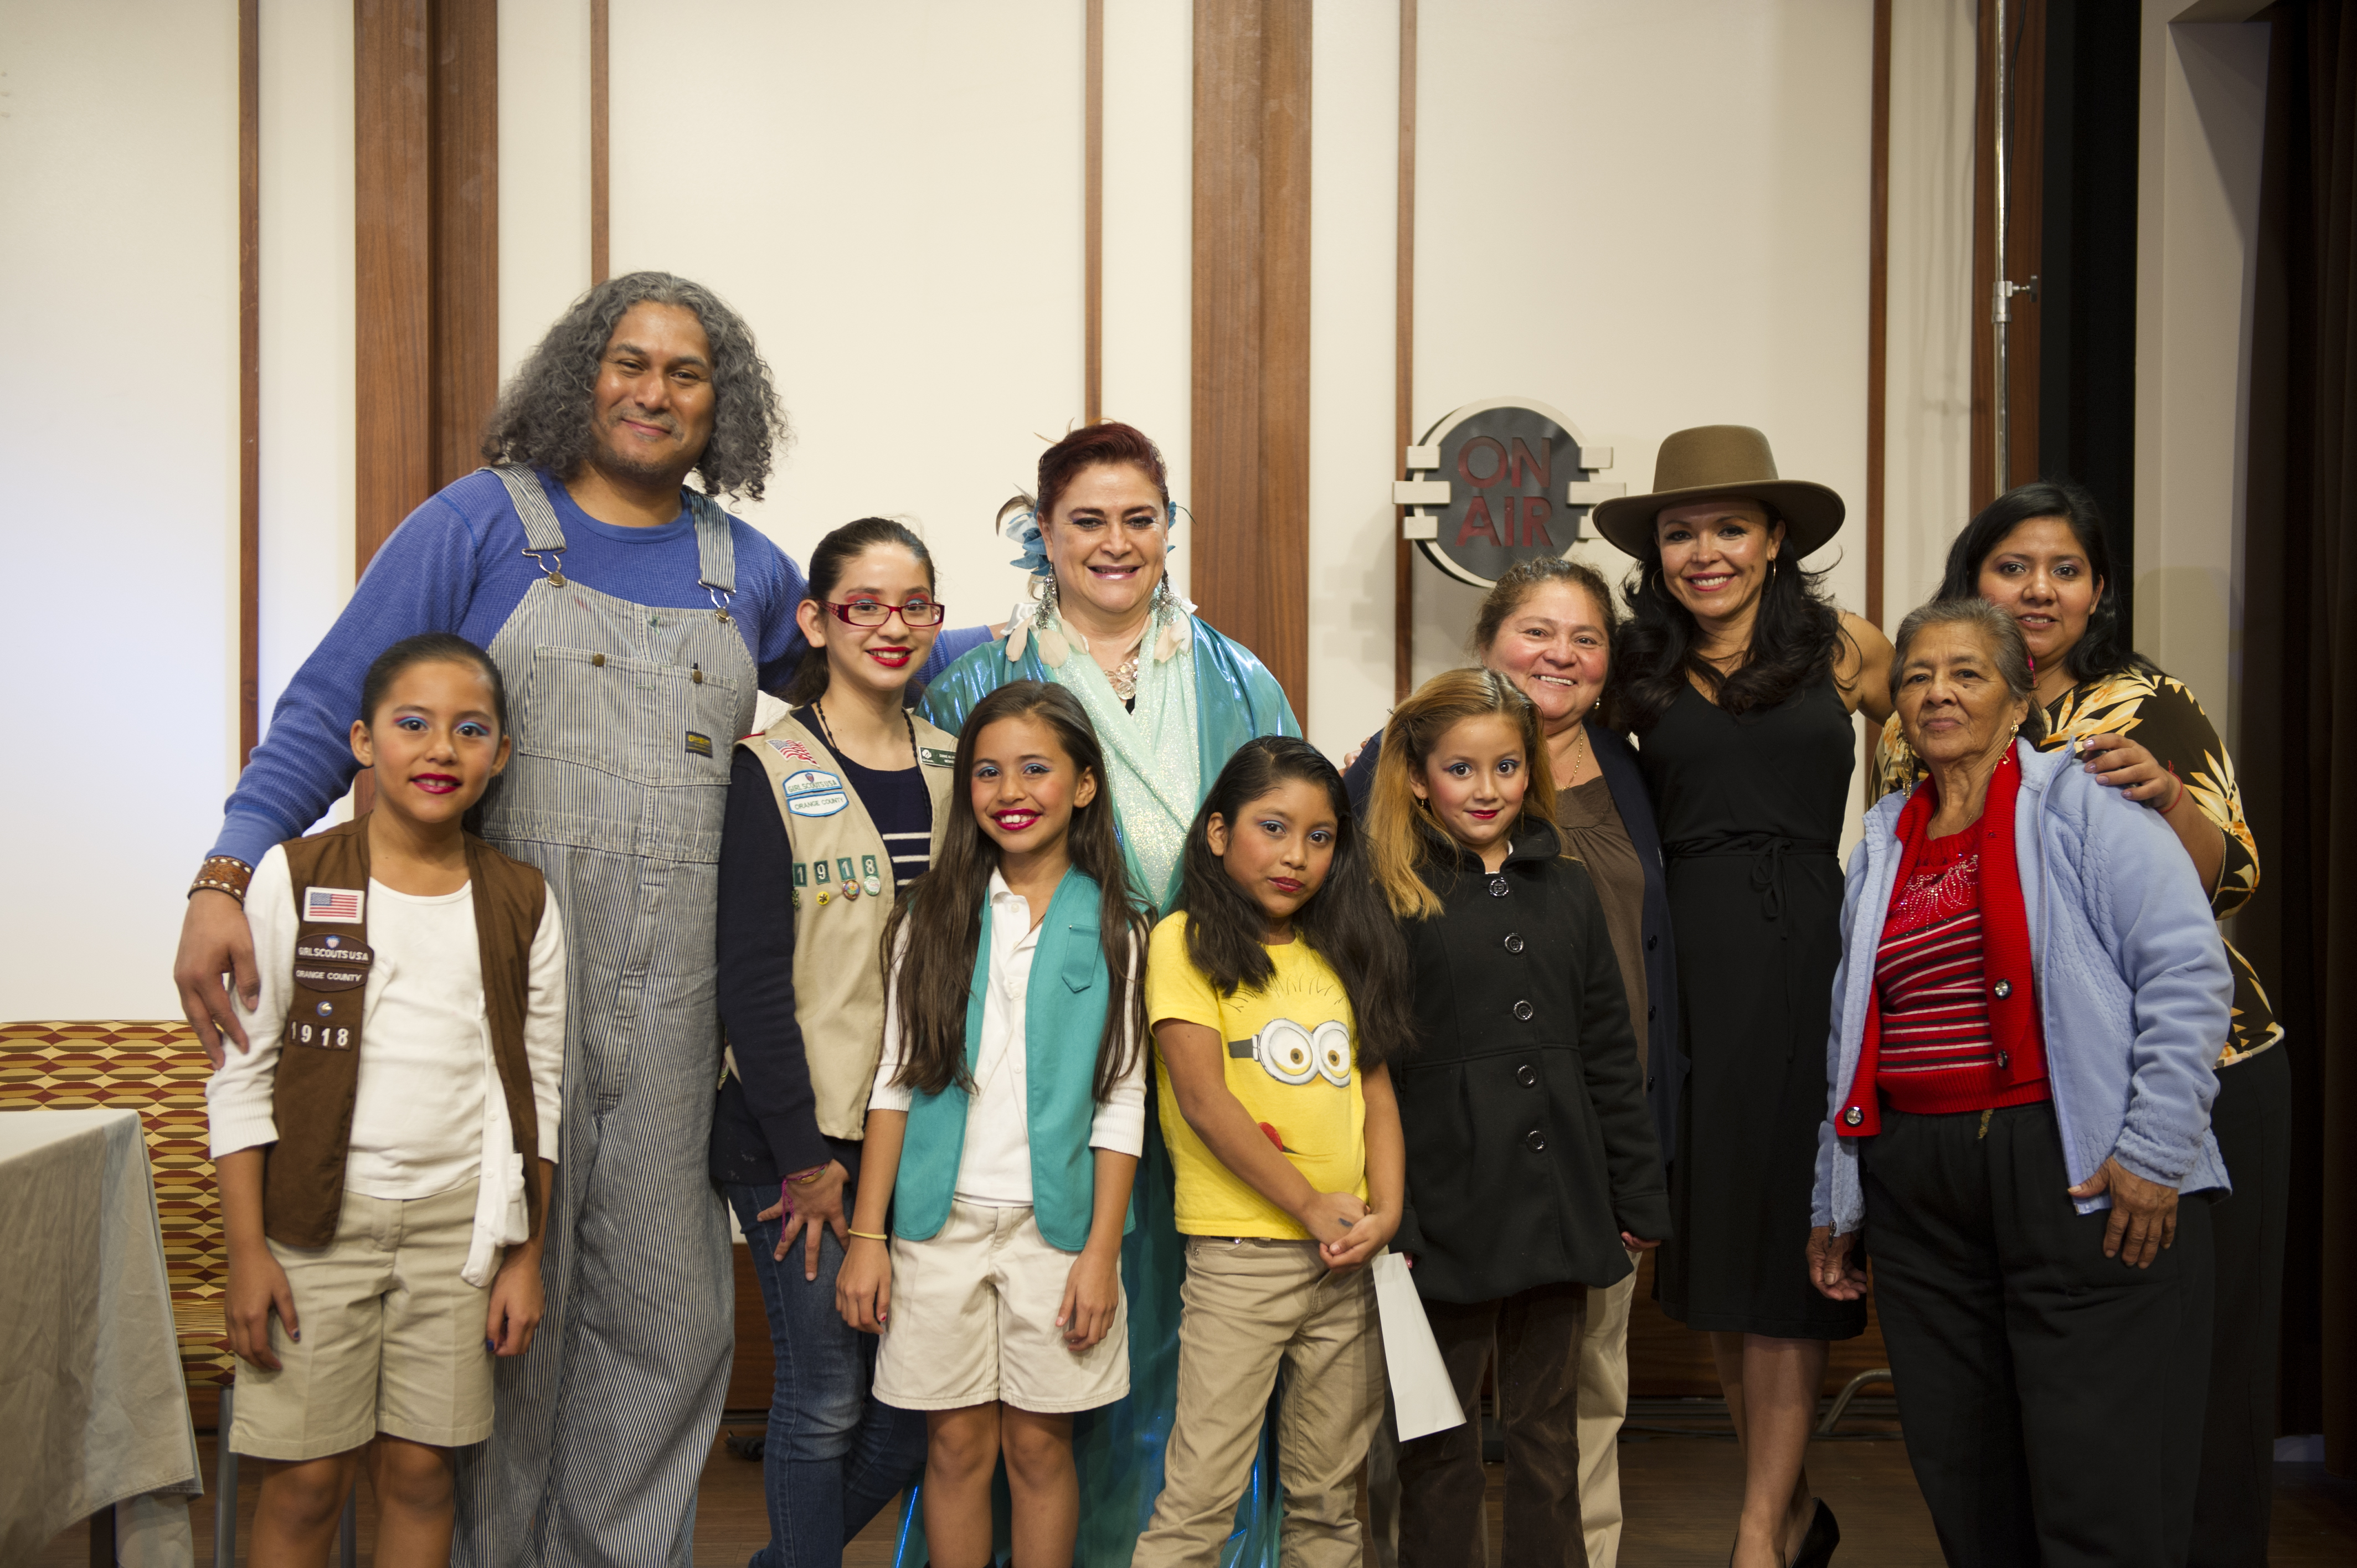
top-left (1556, 776), bottom-right (1649, 1035)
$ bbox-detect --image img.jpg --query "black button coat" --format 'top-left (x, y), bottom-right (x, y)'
top-left (1345, 720), bottom-right (1684, 1169)
top-left (1391, 819), bottom-right (1672, 1304)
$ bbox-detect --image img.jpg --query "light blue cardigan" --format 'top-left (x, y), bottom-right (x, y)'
top-left (1813, 740), bottom-right (2233, 1236)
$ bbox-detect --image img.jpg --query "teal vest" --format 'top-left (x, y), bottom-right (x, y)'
top-left (895, 869), bottom-right (1136, 1252)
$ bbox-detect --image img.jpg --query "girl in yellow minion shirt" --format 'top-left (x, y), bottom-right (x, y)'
top-left (1131, 736), bottom-right (1415, 1568)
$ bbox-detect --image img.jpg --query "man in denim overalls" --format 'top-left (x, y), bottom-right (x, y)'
top-left (176, 273), bottom-right (987, 1566)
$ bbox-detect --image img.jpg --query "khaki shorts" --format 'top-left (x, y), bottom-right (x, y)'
top-left (230, 1180), bottom-right (494, 1460)
top-left (872, 1199), bottom-right (1129, 1415)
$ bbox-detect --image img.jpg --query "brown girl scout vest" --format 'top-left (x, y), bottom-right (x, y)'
top-left (732, 708), bottom-right (957, 1138)
top-left (264, 814), bottom-right (550, 1247)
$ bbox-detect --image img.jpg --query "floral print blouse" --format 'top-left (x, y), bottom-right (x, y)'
top-left (1874, 666), bottom-right (2281, 1066)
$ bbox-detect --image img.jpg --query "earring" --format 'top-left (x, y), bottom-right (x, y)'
top-left (1153, 573), bottom-right (1178, 612)
top-left (1039, 571), bottom-right (1061, 620)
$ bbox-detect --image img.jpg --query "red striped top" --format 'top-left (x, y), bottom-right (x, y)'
top-left (1874, 831), bottom-right (2050, 1115)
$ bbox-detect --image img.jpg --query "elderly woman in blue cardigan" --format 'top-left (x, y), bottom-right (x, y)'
top-left (916, 420), bottom-right (1298, 1567)
top-left (1809, 598), bottom-right (2231, 1568)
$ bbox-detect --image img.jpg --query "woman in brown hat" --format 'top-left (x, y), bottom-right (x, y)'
top-left (1591, 426), bottom-right (1894, 1568)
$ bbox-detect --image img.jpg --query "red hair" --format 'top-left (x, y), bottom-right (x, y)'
top-left (1036, 421), bottom-right (1171, 522)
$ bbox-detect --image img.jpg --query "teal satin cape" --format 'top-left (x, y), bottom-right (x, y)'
top-left (896, 617), bottom-right (1301, 1568)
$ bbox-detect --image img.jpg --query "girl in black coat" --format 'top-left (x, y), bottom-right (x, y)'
top-left (1365, 668), bottom-right (1671, 1568)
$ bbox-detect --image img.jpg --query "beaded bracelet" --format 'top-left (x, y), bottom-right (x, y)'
top-left (188, 855), bottom-right (254, 903)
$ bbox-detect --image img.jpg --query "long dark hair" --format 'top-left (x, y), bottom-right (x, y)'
top-left (1935, 480), bottom-right (2152, 684)
top-left (1614, 507), bottom-right (1845, 733)
top-left (1174, 737), bottom-right (1416, 1067)
top-left (881, 682), bottom-right (1150, 1102)
top-left (784, 518), bottom-right (936, 705)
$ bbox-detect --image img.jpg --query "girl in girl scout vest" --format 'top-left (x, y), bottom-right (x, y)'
top-left (711, 519), bottom-right (961, 1568)
top-left (835, 682), bottom-right (1152, 1568)
top-left (208, 633), bottom-right (565, 1568)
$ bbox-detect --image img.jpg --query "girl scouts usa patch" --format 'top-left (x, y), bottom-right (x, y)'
top-left (780, 767), bottom-right (848, 817)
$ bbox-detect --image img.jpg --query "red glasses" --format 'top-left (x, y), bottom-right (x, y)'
top-left (825, 597), bottom-right (947, 628)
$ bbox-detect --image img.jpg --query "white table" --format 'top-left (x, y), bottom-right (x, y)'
top-left (0, 1107), bottom-right (201, 1565)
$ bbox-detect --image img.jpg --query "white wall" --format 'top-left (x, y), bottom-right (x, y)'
top-left (498, 0), bottom-right (593, 387)
top-left (0, 2), bottom-right (239, 1019)
top-left (1414, 0), bottom-right (1871, 598)
top-left (257, 0), bottom-right (356, 785)
top-left (1305, 2), bottom-right (1401, 758)
top-left (8, 3), bottom-right (2268, 1021)
top-left (606, 0), bottom-right (1088, 647)
top-left (1881, 0), bottom-right (1977, 617)
top-left (2136, 9), bottom-right (2270, 745)
top-left (1100, 0), bottom-right (1195, 604)
top-left (1396, 0), bottom-right (1875, 839)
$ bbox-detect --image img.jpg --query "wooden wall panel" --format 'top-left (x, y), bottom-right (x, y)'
top-left (1969, 0), bottom-right (2047, 512)
top-left (430, 0), bottom-right (498, 491)
top-left (2004, 11), bottom-right (2046, 491)
top-left (1192, 0), bottom-right (1311, 720)
top-left (355, 0), bottom-right (434, 573)
top-left (1866, 0), bottom-right (1890, 631)
top-left (355, 0), bottom-right (499, 572)
top-left (1394, 0), bottom-right (1416, 703)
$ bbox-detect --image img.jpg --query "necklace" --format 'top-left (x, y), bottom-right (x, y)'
top-left (1101, 614), bottom-right (1152, 703)
top-left (1108, 650), bottom-right (1142, 703)
top-left (810, 695), bottom-right (919, 773)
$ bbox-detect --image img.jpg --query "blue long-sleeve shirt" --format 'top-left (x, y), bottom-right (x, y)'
top-left (210, 467), bottom-right (987, 865)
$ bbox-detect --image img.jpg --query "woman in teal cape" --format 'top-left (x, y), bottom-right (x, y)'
top-left (910, 422), bottom-right (1298, 1568)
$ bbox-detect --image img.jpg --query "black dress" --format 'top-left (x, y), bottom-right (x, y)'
top-left (1639, 675), bottom-right (1866, 1339)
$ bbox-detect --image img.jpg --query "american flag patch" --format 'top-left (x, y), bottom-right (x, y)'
top-left (304, 886), bottom-right (366, 924)
top-left (768, 736), bottom-right (816, 765)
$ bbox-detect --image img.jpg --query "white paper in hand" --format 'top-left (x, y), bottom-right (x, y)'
top-left (1372, 1251), bottom-right (1464, 1442)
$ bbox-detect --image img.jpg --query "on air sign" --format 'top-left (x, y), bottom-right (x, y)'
top-left (1391, 398), bottom-right (1624, 587)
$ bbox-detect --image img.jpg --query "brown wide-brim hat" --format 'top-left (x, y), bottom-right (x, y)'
top-left (1590, 424), bottom-right (1846, 560)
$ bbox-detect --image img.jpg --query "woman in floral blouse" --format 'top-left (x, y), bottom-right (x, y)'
top-left (1874, 482), bottom-right (2283, 1567)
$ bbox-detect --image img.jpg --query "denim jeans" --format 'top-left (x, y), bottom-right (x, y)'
top-left (726, 1184), bottom-right (928, 1568)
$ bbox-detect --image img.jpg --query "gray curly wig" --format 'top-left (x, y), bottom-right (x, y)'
top-left (480, 271), bottom-right (788, 501)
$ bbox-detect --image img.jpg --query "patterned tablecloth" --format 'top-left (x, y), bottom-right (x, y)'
top-left (0, 1107), bottom-right (201, 1562)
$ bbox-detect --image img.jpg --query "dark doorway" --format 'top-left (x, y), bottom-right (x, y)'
top-left (2037, 0), bottom-right (2142, 613)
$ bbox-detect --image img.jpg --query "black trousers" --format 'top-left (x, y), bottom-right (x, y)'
top-left (1862, 1101), bottom-right (2215, 1568)
top-left (2190, 1042), bottom-right (2292, 1567)
top-left (1397, 1282), bottom-right (1587, 1568)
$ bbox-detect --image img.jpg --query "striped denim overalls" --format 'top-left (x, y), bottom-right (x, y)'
top-left (451, 466), bottom-right (757, 1567)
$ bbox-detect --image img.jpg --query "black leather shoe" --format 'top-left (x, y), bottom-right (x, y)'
top-left (1790, 1499), bottom-right (1840, 1567)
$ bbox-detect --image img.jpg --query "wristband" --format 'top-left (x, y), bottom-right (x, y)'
top-left (786, 1164), bottom-right (828, 1185)
top-left (847, 1229), bottom-right (888, 1242)
top-left (189, 855), bottom-right (255, 902)
top-left (2158, 768), bottom-right (2193, 817)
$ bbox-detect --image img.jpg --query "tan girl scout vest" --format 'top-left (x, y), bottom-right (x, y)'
top-left (732, 709), bottom-right (958, 1139)
top-left (264, 814), bottom-right (549, 1247)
